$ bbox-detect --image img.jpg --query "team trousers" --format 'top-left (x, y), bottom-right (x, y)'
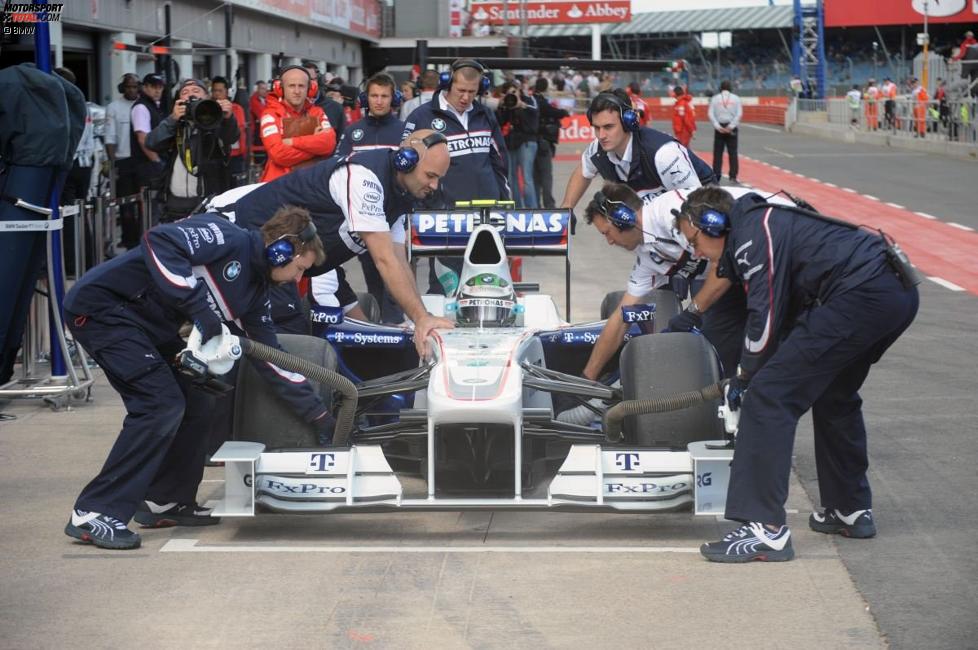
top-left (724, 270), bottom-right (919, 526)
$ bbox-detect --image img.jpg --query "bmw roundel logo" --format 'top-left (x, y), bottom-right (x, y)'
top-left (352, 128), bottom-right (364, 141)
top-left (431, 118), bottom-right (446, 131)
top-left (223, 260), bottom-right (241, 281)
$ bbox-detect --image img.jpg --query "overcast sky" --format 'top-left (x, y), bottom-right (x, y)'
top-left (632, 0), bottom-right (792, 11)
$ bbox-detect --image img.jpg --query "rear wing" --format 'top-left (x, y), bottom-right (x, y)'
top-left (407, 200), bottom-right (575, 319)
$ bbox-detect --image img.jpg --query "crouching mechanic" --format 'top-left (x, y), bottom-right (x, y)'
top-left (673, 187), bottom-right (920, 563)
top-left (580, 182), bottom-right (797, 381)
top-left (63, 207), bottom-right (335, 550)
top-left (210, 129), bottom-right (456, 356)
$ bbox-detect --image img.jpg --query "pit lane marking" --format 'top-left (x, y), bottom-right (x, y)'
top-left (927, 277), bottom-right (966, 292)
top-left (915, 211), bottom-right (937, 220)
top-left (948, 222), bottom-right (975, 232)
top-left (885, 202), bottom-right (905, 210)
top-left (160, 539), bottom-right (700, 554)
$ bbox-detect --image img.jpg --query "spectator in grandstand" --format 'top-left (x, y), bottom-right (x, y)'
top-left (881, 77), bottom-right (898, 129)
top-left (105, 72), bottom-right (141, 249)
top-left (671, 86), bottom-right (697, 148)
top-left (952, 30), bottom-right (977, 60)
top-left (402, 59), bottom-right (510, 295)
top-left (497, 80), bottom-right (540, 209)
top-left (400, 70), bottom-right (439, 121)
top-left (210, 76), bottom-right (247, 186)
top-left (532, 77), bottom-right (570, 209)
top-left (249, 80), bottom-right (269, 166)
top-left (304, 63), bottom-right (346, 139)
top-left (708, 80), bottom-right (743, 183)
top-left (259, 66), bottom-right (337, 182)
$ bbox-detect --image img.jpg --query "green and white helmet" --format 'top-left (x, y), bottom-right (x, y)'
top-left (456, 273), bottom-right (517, 327)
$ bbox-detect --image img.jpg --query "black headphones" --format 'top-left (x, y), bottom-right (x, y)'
top-left (439, 59), bottom-right (492, 95)
top-left (594, 191), bottom-right (637, 230)
top-left (118, 73), bottom-right (140, 94)
top-left (393, 131), bottom-right (448, 172)
top-left (358, 73), bottom-right (403, 113)
top-left (265, 220), bottom-right (318, 267)
top-left (587, 92), bottom-right (641, 132)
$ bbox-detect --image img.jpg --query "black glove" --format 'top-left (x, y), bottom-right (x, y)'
top-left (312, 411), bottom-right (337, 446)
top-left (725, 376), bottom-right (748, 412)
top-left (193, 316), bottom-right (223, 346)
top-left (666, 308), bottom-right (703, 333)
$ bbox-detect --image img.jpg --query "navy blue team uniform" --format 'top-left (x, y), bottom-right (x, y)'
top-left (402, 91), bottom-right (510, 293)
top-left (64, 215), bottom-right (331, 526)
top-left (336, 112), bottom-right (404, 157)
top-left (718, 194), bottom-right (919, 527)
top-left (586, 126), bottom-right (747, 377)
top-left (335, 111), bottom-right (406, 321)
top-left (222, 149), bottom-right (418, 328)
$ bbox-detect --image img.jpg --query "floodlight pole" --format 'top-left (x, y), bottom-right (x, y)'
top-left (922, 1), bottom-right (930, 90)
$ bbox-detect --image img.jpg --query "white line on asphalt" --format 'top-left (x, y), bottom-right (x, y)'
top-left (948, 222), bottom-right (975, 231)
top-left (742, 123), bottom-right (783, 133)
top-left (762, 146), bottom-right (795, 158)
top-left (160, 539), bottom-right (701, 554)
top-left (927, 277), bottom-right (966, 291)
top-left (842, 187), bottom-right (857, 193)
top-left (823, 181), bottom-right (838, 188)
top-left (864, 194), bottom-right (880, 201)
top-left (915, 211), bottom-right (937, 220)
top-left (885, 202), bottom-right (905, 209)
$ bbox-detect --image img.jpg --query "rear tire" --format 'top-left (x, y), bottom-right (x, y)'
top-left (618, 332), bottom-right (723, 448)
top-left (233, 334), bottom-right (337, 449)
top-left (599, 289), bottom-right (681, 332)
top-left (355, 292), bottom-right (381, 323)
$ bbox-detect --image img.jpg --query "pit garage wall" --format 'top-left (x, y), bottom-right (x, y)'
top-left (55, 0), bottom-right (369, 105)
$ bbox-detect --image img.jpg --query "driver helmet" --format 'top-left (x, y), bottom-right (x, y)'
top-left (456, 273), bottom-right (517, 327)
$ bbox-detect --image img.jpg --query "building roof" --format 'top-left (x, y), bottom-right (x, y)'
top-left (526, 5), bottom-right (795, 39)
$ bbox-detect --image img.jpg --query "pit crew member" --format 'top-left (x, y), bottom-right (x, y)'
top-left (336, 71), bottom-right (407, 322)
top-left (580, 182), bottom-right (795, 380)
top-left (402, 59), bottom-right (510, 294)
top-left (674, 187), bottom-right (920, 563)
top-left (559, 89), bottom-right (714, 212)
top-left (209, 129), bottom-right (456, 356)
top-left (63, 206), bottom-right (334, 550)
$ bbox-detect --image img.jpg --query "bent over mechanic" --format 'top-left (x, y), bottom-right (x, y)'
top-left (64, 207), bottom-right (334, 550)
top-left (674, 188), bottom-right (919, 563)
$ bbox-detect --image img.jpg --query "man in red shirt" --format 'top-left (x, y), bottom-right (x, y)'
top-left (259, 66), bottom-right (336, 182)
top-left (210, 76), bottom-right (247, 185)
top-left (249, 81), bottom-right (269, 166)
top-left (671, 86), bottom-right (697, 147)
top-left (953, 30), bottom-right (977, 60)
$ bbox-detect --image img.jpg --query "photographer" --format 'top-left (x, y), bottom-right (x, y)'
top-left (146, 79), bottom-right (239, 222)
top-left (496, 80), bottom-right (540, 208)
top-left (532, 77), bottom-right (569, 209)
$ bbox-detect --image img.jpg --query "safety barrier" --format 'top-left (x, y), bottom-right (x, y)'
top-left (795, 97), bottom-right (978, 151)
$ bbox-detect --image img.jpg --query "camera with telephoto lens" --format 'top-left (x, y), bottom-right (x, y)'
top-left (181, 96), bottom-right (223, 130)
top-left (502, 92), bottom-right (518, 109)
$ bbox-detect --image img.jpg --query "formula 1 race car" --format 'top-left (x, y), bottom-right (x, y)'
top-left (210, 202), bottom-right (734, 518)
